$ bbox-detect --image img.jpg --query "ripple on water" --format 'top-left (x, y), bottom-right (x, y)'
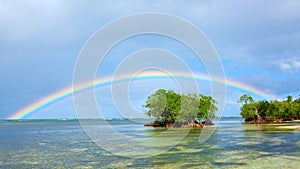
top-left (237, 141), bottom-right (261, 146)
top-left (21, 160), bottom-right (41, 165)
top-left (69, 148), bottom-right (88, 153)
top-left (296, 140), bottom-right (300, 146)
top-left (73, 166), bottom-right (93, 169)
top-left (245, 155), bottom-right (300, 168)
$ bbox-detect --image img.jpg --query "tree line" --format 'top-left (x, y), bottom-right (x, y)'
top-left (238, 94), bottom-right (300, 123)
top-left (143, 89), bottom-right (217, 126)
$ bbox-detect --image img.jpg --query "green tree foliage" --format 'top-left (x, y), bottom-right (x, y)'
top-left (240, 103), bottom-right (256, 119)
top-left (237, 94), bottom-right (257, 120)
top-left (238, 94), bottom-right (300, 122)
top-left (144, 89), bottom-right (167, 121)
top-left (199, 94), bottom-right (217, 119)
top-left (238, 94), bottom-right (254, 104)
top-left (144, 89), bottom-right (218, 123)
top-left (294, 96), bottom-right (300, 119)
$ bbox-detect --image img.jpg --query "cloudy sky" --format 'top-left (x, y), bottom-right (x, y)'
top-left (1, 0), bottom-right (300, 119)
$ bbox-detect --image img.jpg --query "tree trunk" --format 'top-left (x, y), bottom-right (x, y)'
top-left (254, 108), bottom-right (264, 124)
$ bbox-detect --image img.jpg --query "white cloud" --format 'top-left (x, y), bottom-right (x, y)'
top-left (274, 57), bottom-right (300, 73)
top-left (0, 0), bottom-right (67, 42)
top-left (293, 60), bottom-right (300, 69)
top-left (279, 62), bottom-right (292, 72)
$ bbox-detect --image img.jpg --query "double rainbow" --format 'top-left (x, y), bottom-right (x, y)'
top-left (7, 71), bottom-right (277, 119)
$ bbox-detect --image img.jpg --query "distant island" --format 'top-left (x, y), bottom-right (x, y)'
top-left (238, 94), bottom-right (300, 124)
top-left (143, 89), bottom-right (216, 128)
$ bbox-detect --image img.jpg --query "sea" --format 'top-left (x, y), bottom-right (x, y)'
top-left (0, 117), bottom-right (299, 169)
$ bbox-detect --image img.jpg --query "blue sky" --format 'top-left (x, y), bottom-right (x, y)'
top-left (1, 0), bottom-right (300, 119)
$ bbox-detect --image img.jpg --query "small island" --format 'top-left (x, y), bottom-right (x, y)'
top-left (143, 89), bottom-right (217, 128)
top-left (238, 94), bottom-right (300, 124)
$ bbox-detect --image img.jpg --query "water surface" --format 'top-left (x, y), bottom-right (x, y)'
top-left (0, 118), bottom-right (299, 168)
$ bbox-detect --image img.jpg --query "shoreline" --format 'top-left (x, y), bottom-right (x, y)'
top-left (244, 118), bottom-right (300, 124)
top-left (245, 119), bottom-right (300, 130)
top-left (275, 125), bottom-right (300, 130)
top-left (144, 119), bottom-right (214, 128)
top-left (144, 122), bottom-right (204, 128)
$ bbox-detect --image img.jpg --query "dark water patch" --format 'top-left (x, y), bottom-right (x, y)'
top-left (213, 161), bottom-right (247, 166)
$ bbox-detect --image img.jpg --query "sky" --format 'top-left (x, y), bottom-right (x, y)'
top-left (1, 0), bottom-right (300, 119)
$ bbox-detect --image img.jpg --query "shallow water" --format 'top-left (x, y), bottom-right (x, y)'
top-left (0, 118), bottom-right (299, 168)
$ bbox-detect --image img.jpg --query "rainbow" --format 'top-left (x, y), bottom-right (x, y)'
top-left (7, 71), bottom-right (277, 119)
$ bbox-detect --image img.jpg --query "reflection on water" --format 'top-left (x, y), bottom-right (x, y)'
top-left (0, 118), bottom-right (299, 168)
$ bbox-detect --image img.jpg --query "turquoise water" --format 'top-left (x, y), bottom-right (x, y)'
top-left (0, 118), bottom-right (299, 168)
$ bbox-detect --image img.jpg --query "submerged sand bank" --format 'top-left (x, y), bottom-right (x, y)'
top-left (276, 126), bottom-right (300, 130)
